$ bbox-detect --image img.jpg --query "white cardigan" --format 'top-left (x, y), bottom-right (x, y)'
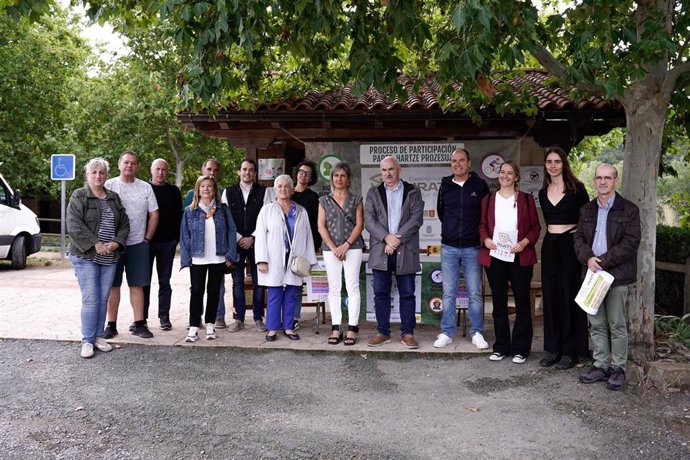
top-left (253, 201), bottom-right (317, 287)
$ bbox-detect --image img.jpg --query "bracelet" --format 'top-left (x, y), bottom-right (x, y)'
top-left (144, 237), bottom-right (150, 243)
top-left (345, 240), bottom-right (351, 246)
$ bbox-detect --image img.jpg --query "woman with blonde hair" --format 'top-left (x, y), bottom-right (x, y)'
top-left (180, 175), bottom-right (237, 342)
top-left (479, 160), bottom-right (541, 364)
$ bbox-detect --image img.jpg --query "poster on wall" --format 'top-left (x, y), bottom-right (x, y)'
top-left (360, 143), bottom-right (462, 165)
top-left (519, 165), bottom-right (544, 207)
top-left (258, 158), bottom-right (285, 180)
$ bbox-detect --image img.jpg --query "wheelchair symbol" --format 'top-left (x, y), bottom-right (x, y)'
top-left (54, 160), bottom-right (68, 178)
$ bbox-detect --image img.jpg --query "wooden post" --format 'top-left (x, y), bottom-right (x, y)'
top-left (685, 257), bottom-right (690, 315)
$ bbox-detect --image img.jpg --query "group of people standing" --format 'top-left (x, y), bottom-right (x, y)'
top-left (67, 146), bottom-right (640, 390)
top-left (432, 146), bottom-right (639, 390)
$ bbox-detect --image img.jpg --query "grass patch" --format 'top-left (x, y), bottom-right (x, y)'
top-left (655, 313), bottom-right (690, 348)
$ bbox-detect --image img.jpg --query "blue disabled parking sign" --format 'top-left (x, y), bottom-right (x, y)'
top-left (51, 154), bottom-right (75, 180)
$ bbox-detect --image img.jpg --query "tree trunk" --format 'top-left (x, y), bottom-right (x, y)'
top-left (620, 87), bottom-right (668, 364)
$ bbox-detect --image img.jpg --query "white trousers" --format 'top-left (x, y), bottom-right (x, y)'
top-left (323, 249), bottom-right (363, 327)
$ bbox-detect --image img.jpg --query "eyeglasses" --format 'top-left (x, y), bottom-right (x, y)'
top-left (297, 169), bottom-right (312, 177)
top-left (595, 176), bottom-right (616, 182)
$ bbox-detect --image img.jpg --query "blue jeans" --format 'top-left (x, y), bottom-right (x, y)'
top-left (372, 269), bottom-right (416, 336)
top-left (230, 247), bottom-right (265, 322)
top-left (70, 254), bottom-right (117, 344)
top-left (143, 240), bottom-right (177, 319)
top-left (440, 244), bottom-right (483, 337)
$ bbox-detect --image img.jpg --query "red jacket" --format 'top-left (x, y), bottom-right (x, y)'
top-left (478, 191), bottom-right (541, 267)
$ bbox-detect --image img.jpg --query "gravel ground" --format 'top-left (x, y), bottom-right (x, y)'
top-left (0, 339), bottom-right (688, 459)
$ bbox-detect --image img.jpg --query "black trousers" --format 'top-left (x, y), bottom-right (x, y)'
top-left (189, 263), bottom-right (225, 327)
top-left (486, 255), bottom-right (533, 357)
top-left (541, 232), bottom-right (589, 358)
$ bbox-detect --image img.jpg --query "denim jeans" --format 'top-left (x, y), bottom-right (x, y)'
top-left (143, 240), bottom-right (177, 319)
top-left (230, 247), bottom-right (265, 322)
top-left (372, 269), bottom-right (416, 336)
top-left (70, 254), bottom-right (117, 344)
top-left (440, 244), bottom-right (483, 337)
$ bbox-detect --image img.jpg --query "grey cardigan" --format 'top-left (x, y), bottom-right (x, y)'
top-left (364, 181), bottom-right (424, 275)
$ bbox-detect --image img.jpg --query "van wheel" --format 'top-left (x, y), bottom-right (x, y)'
top-left (10, 235), bottom-right (27, 269)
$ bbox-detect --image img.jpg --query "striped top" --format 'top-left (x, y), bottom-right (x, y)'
top-left (93, 198), bottom-right (116, 266)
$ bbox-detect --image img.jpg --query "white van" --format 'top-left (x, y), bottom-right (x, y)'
top-left (0, 169), bottom-right (42, 269)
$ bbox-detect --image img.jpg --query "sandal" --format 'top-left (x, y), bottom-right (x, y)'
top-left (328, 326), bottom-right (343, 345)
top-left (343, 325), bottom-right (359, 346)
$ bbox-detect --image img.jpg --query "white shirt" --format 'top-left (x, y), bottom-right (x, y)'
top-left (494, 193), bottom-right (518, 232)
top-left (104, 177), bottom-right (158, 245)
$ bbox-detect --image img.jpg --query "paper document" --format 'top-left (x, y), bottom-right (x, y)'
top-left (490, 229), bottom-right (517, 263)
top-left (575, 269), bottom-right (615, 315)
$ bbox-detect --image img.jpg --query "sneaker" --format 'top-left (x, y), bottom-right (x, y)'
top-left (579, 366), bottom-right (610, 384)
top-left (539, 353), bottom-right (560, 367)
top-left (433, 333), bottom-right (453, 348)
top-left (228, 320), bottom-right (245, 332)
top-left (186, 326), bottom-right (199, 343)
top-left (367, 334), bottom-right (391, 347)
top-left (489, 352), bottom-right (505, 361)
top-left (94, 337), bottom-right (112, 352)
top-left (606, 366), bottom-right (626, 391)
top-left (512, 354), bottom-right (527, 364)
top-left (255, 320), bottom-right (267, 332)
top-left (80, 343), bottom-right (94, 358)
top-left (292, 319), bottom-right (300, 331)
top-left (400, 334), bottom-right (419, 349)
top-left (159, 316), bottom-right (172, 331)
top-left (103, 324), bottom-right (118, 339)
top-left (206, 323), bottom-right (216, 340)
top-left (132, 324), bottom-right (154, 339)
top-left (129, 321), bottom-right (147, 332)
top-left (471, 332), bottom-right (489, 349)
top-left (214, 317), bottom-right (227, 329)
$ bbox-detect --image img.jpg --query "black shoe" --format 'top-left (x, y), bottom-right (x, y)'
top-left (159, 316), bottom-right (172, 331)
top-left (606, 366), bottom-right (626, 391)
top-left (132, 324), bottom-right (154, 339)
top-left (579, 366), bottom-right (610, 384)
top-left (129, 321), bottom-right (148, 332)
top-left (265, 332), bottom-right (277, 342)
top-left (292, 319), bottom-right (300, 331)
top-left (283, 331), bottom-right (300, 340)
top-left (539, 353), bottom-right (560, 368)
top-left (555, 355), bottom-right (575, 370)
top-left (103, 325), bottom-right (118, 339)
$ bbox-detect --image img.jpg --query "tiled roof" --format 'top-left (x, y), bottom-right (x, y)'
top-left (238, 70), bottom-right (620, 114)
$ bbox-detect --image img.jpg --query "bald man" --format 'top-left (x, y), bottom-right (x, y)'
top-left (143, 158), bottom-right (182, 330)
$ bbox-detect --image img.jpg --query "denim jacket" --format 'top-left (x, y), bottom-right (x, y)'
top-left (180, 203), bottom-right (238, 268)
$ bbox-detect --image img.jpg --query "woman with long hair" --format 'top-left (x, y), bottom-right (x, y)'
top-left (479, 160), bottom-right (541, 364)
top-left (67, 158), bottom-right (130, 358)
top-left (318, 162), bottom-right (364, 345)
top-left (538, 146), bottom-right (590, 369)
top-left (180, 175), bottom-right (237, 343)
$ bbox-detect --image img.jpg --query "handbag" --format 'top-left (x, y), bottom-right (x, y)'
top-left (282, 208), bottom-right (311, 277)
top-left (290, 255), bottom-right (311, 277)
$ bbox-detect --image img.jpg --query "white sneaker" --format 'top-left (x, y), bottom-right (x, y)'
top-left (186, 326), bottom-right (199, 343)
top-left (433, 333), bottom-right (453, 348)
top-left (80, 343), bottom-right (94, 358)
top-left (206, 323), bottom-right (216, 340)
top-left (94, 337), bottom-right (112, 352)
top-left (489, 352), bottom-right (505, 361)
top-left (512, 354), bottom-right (526, 364)
top-left (471, 332), bottom-right (489, 349)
